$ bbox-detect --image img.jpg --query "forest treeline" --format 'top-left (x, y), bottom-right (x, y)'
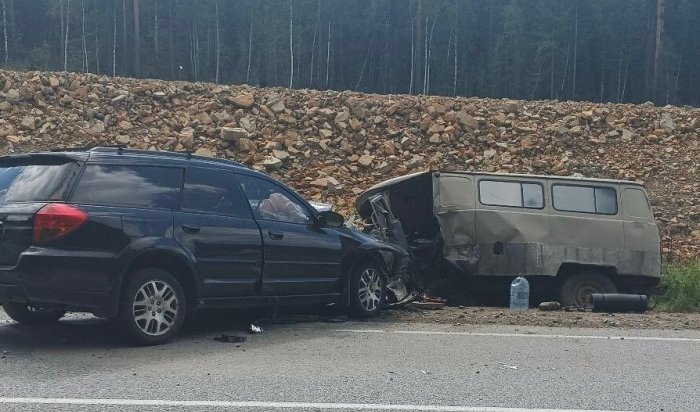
top-left (0, 0), bottom-right (697, 106)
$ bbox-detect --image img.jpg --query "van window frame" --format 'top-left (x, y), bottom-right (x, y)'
top-left (551, 183), bottom-right (618, 215)
top-left (477, 179), bottom-right (545, 210)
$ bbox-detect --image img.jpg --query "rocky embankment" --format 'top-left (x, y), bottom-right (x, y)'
top-left (0, 69), bottom-right (698, 259)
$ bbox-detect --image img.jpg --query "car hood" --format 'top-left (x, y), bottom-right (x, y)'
top-left (336, 226), bottom-right (409, 256)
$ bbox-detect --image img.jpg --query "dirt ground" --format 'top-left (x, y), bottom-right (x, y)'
top-left (377, 304), bottom-right (700, 330)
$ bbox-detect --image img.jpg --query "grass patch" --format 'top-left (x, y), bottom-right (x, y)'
top-left (653, 262), bottom-right (700, 313)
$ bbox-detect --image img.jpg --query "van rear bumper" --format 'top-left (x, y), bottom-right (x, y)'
top-left (0, 247), bottom-right (120, 317)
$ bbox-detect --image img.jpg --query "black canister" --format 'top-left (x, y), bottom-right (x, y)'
top-left (591, 293), bottom-right (648, 313)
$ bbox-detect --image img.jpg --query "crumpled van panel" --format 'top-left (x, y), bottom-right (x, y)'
top-left (434, 173), bottom-right (478, 272)
top-left (474, 209), bottom-right (549, 276)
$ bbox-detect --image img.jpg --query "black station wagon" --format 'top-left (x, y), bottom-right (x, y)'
top-left (0, 147), bottom-right (410, 345)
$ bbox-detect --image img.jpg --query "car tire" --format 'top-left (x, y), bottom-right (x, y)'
top-left (2, 302), bottom-right (65, 325)
top-left (349, 261), bottom-right (386, 317)
top-left (560, 272), bottom-right (617, 307)
top-left (117, 268), bottom-right (186, 346)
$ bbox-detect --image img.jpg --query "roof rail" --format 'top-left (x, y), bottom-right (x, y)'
top-left (87, 146), bottom-right (244, 167)
top-left (51, 144), bottom-right (126, 153)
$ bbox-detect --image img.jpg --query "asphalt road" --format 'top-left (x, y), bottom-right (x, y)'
top-left (0, 308), bottom-right (698, 412)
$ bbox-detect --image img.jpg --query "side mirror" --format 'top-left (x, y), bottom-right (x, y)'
top-left (317, 211), bottom-right (345, 228)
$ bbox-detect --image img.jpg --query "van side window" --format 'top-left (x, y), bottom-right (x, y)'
top-left (552, 185), bottom-right (617, 215)
top-left (623, 188), bottom-right (652, 219)
top-left (522, 183), bottom-right (544, 208)
top-left (72, 165), bottom-right (181, 209)
top-left (478, 180), bottom-right (543, 209)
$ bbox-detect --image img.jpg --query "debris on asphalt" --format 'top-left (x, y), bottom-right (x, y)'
top-left (248, 324), bottom-right (264, 334)
top-left (538, 301), bottom-right (562, 311)
top-left (213, 334), bottom-right (247, 343)
top-left (409, 301), bottom-right (445, 310)
top-left (410, 293), bottom-right (447, 310)
top-left (499, 362), bottom-right (518, 370)
top-left (563, 306), bottom-right (587, 312)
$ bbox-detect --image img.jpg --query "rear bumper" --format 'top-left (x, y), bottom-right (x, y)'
top-left (0, 247), bottom-right (121, 317)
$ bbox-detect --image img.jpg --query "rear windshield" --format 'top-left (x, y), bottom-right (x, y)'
top-left (0, 162), bottom-right (80, 204)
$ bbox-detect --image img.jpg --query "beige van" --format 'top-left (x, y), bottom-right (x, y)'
top-left (356, 171), bottom-right (661, 306)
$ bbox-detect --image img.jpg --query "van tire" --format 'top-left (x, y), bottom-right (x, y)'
top-left (117, 268), bottom-right (186, 346)
top-left (560, 272), bottom-right (617, 307)
top-left (349, 261), bottom-right (386, 317)
top-left (2, 302), bottom-right (65, 325)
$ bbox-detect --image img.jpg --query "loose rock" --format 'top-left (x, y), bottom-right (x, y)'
top-left (0, 68), bottom-right (694, 260)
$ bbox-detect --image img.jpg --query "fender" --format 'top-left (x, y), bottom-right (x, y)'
top-left (106, 237), bottom-right (200, 316)
top-left (341, 240), bottom-right (410, 306)
top-left (342, 240), bottom-right (410, 276)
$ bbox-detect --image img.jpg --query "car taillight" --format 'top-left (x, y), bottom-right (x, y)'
top-left (32, 203), bottom-right (88, 244)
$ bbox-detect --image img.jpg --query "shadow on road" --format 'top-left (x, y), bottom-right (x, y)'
top-left (0, 304), bottom-right (353, 351)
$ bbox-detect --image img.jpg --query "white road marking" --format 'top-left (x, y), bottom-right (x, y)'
top-left (334, 329), bottom-right (700, 343)
top-left (0, 397), bottom-right (630, 412)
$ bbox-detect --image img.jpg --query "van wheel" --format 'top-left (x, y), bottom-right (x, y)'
top-left (349, 261), bottom-right (386, 317)
top-left (117, 268), bottom-right (186, 346)
top-left (560, 272), bottom-right (617, 307)
top-left (2, 302), bottom-right (65, 325)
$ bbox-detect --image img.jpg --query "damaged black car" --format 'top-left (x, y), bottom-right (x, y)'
top-left (0, 147), bottom-right (410, 345)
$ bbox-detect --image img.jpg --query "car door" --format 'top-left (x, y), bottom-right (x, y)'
top-left (236, 173), bottom-right (343, 296)
top-left (174, 167), bottom-right (263, 297)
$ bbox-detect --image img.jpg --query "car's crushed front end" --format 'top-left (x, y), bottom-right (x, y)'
top-left (334, 223), bottom-right (418, 307)
top-left (354, 177), bottom-right (438, 306)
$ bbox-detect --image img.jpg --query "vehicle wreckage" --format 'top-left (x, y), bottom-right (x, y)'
top-left (356, 171), bottom-right (661, 307)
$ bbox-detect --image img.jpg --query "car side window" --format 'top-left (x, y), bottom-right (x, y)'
top-left (71, 164), bottom-right (181, 209)
top-left (182, 167), bottom-right (251, 217)
top-left (236, 174), bottom-right (312, 224)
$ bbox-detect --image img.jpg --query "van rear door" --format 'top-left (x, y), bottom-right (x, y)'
top-left (621, 186), bottom-right (661, 277)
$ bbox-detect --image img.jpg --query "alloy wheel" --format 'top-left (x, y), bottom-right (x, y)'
top-left (357, 267), bottom-right (382, 311)
top-left (132, 280), bottom-right (179, 336)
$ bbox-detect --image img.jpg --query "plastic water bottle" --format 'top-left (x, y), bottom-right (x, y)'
top-left (510, 276), bottom-right (529, 311)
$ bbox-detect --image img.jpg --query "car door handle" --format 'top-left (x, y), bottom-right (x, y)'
top-left (268, 230), bottom-right (284, 240)
top-left (181, 225), bottom-right (201, 234)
